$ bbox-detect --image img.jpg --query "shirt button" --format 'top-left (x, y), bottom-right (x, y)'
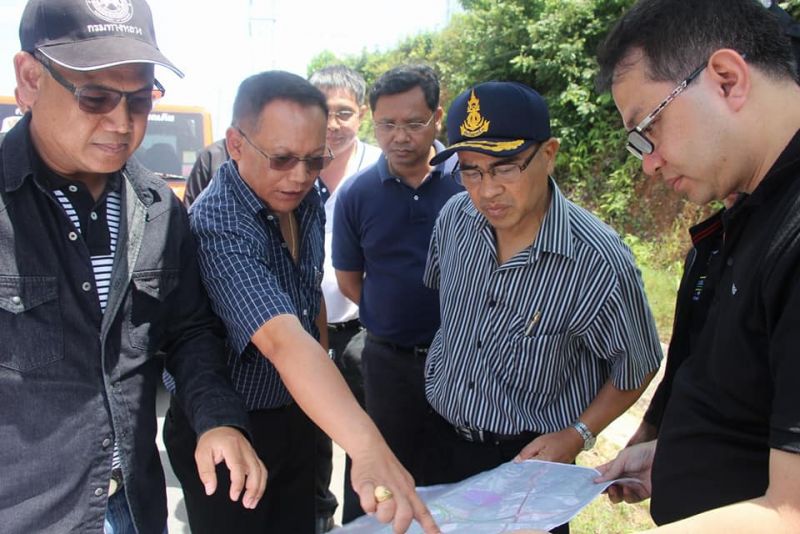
top-left (90, 211), bottom-right (98, 221)
top-left (11, 296), bottom-right (21, 305)
top-left (413, 195), bottom-right (419, 201)
top-left (102, 438), bottom-right (112, 448)
top-left (267, 215), bottom-right (274, 221)
top-left (68, 185), bottom-right (78, 193)
top-left (395, 178), bottom-right (401, 183)
top-left (727, 257), bottom-right (734, 267)
top-left (468, 381), bottom-right (475, 390)
top-left (321, 188), bottom-right (328, 194)
top-left (488, 300), bottom-right (496, 308)
top-left (82, 282), bottom-right (92, 292)
top-left (281, 242), bottom-right (287, 248)
top-left (476, 340), bottom-right (482, 349)
top-left (94, 487), bottom-right (104, 497)
top-left (68, 231), bottom-right (78, 241)
top-left (302, 309), bottom-right (308, 316)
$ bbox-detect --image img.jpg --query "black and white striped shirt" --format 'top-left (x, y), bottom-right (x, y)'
top-left (423, 179), bottom-right (662, 435)
top-left (53, 182), bottom-right (122, 468)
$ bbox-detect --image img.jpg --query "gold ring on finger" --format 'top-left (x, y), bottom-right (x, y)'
top-left (374, 485), bottom-right (394, 503)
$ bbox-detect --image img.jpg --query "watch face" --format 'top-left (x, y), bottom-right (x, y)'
top-left (584, 436), bottom-right (597, 451)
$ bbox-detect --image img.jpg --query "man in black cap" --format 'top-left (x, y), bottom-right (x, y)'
top-left (0, 0), bottom-right (266, 532)
top-left (418, 81), bottom-right (663, 533)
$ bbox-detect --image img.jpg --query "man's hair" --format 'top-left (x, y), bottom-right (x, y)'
top-left (368, 64), bottom-right (440, 112)
top-left (308, 65), bottom-right (368, 105)
top-left (596, 0), bottom-right (797, 92)
top-left (231, 70), bottom-right (328, 131)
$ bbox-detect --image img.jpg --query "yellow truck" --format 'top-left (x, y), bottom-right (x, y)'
top-left (0, 96), bottom-right (212, 200)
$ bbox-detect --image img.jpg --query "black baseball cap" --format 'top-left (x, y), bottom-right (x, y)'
top-left (430, 81), bottom-right (550, 165)
top-left (20, 0), bottom-right (183, 77)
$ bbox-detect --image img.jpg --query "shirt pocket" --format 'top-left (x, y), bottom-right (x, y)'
top-left (128, 269), bottom-right (180, 351)
top-left (0, 275), bottom-right (64, 372)
top-left (493, 313), bottom-right (568, 397)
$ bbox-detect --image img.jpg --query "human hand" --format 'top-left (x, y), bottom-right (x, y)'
top-left (514, 428), bottom-right (583, 464)
top-left (626, 420), bottom-right (657, 447)
top-left (195, 426), bottom-right (267, 509)
top-left (350, 441), bottom-right (439, 533)
top-left (594, 440), bottom-right (656, 504)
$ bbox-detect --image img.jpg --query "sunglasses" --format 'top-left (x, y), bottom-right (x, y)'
top-left (236, 128), bottom-right (334, 172)
top-left (37, 56), bottom-right (164, 115)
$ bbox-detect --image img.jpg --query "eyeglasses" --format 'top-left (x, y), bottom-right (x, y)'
top-left (328, 109), bottom-right (357, 123)
top-left (374, 113), bottom-right (435, 136)
top-left (626, 63), bottom-right (706, 159)
top-left (236, 128), bottom-right (334, 172)
top-left (454, 144), bottom-right (541, 186)
top-left (37, 56), bottom-right (164, 115)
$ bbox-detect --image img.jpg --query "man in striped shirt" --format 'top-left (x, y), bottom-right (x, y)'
top-left (420, 82), bottom-right (663, 533)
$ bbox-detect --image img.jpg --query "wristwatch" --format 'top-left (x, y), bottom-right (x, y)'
top-left (572, 421), bottom-right (596, 451)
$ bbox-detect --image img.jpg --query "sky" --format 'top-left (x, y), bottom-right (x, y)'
top-left (0, 0), bottom-right (459, 138)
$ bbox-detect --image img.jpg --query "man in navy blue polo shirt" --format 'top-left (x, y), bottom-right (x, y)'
top-left (333, 64), bottom-right (462, 521)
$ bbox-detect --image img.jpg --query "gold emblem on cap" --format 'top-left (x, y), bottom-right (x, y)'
top-left (460, 90), bottom-right (490, 138)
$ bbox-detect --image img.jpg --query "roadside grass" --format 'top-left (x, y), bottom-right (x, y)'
top-left (637, 262), bottom-right (678, 343)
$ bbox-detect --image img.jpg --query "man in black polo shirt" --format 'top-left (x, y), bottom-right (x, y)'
top-left (595, 0), bottom-right (800, 531)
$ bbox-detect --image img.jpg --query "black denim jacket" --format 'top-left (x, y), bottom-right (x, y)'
top-left (0, 115), bottom-right (250, 534)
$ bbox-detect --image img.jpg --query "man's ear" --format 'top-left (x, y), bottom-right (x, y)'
top-left (706, 49), bottom-right (750, 112)
top-left (358, 104), bottom-right (367, 121)
top-left (542, 137), bottom-right (561, 175)
top-left (225, 126), bottom-right (245, 161)
top-left (434, 105), bottom-right (444, 132)
top-left (14, 51), bottom-right (43, 110)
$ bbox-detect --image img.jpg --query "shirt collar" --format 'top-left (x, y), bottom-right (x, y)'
top-left (377, 139), bottom-right (457, 183)
top-left (461, 176), bottom-right (575, 263)
top-left (2, 113), bottom-right (36, 193)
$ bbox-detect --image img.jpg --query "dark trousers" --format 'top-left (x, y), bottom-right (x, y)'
top-left (164, 396), bottom-right (316, 534)
top-left (315, 323), bottom-right (365, 519)
top-left (420, 409), bottom-right (569, 534)
top-left (343, 333), bottom-right (429, 523)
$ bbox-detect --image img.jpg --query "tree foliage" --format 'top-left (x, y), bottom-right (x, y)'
top-left (308, 0), bottom-right (800, 240)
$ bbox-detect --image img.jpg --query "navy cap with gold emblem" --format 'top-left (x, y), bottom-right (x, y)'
top-left (430, 81), bottom-right (550, 165)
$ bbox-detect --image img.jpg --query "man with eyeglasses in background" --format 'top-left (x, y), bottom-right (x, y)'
top-left (333, 64), bottom-right (462, 522)
top-left (164, 70), bottom-right (438, 534)
top-left (593, 1), bottom-right (800, 531)
top-left (417, 81), bottom-right (662, 533)
top-left (0, 0), bottom-right (268, 533)
top-left (307, 64), bottom-right (381, 532)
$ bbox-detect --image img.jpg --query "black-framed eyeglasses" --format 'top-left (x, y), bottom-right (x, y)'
top-left (236, 128), bottom-right (334, 172)
top-left (374, 113), bottom-right (435, 136)
top-left (626, 62), bottom-right (706, 159)
top-left (36, 54), bottom-right (165, 115)
top-left (328, 109), bottom-right (358, 123)
top-left (454, 143), bottom-right (541, 186)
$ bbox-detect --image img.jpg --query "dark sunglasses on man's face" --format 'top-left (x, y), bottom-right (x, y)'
top-left (37, 55), bottom-right (164, 115)
top-left (236, 128), bottom-right (334, 172)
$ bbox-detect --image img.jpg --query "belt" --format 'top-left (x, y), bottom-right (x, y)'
top-left (327, 318), bottom-right (361, 332)
top-left (108, 467), bottom-right (124, 497)
top-left (437, 412), bottom-right (538, 445)
top-left (367, 333), bottom-right (429, 358)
